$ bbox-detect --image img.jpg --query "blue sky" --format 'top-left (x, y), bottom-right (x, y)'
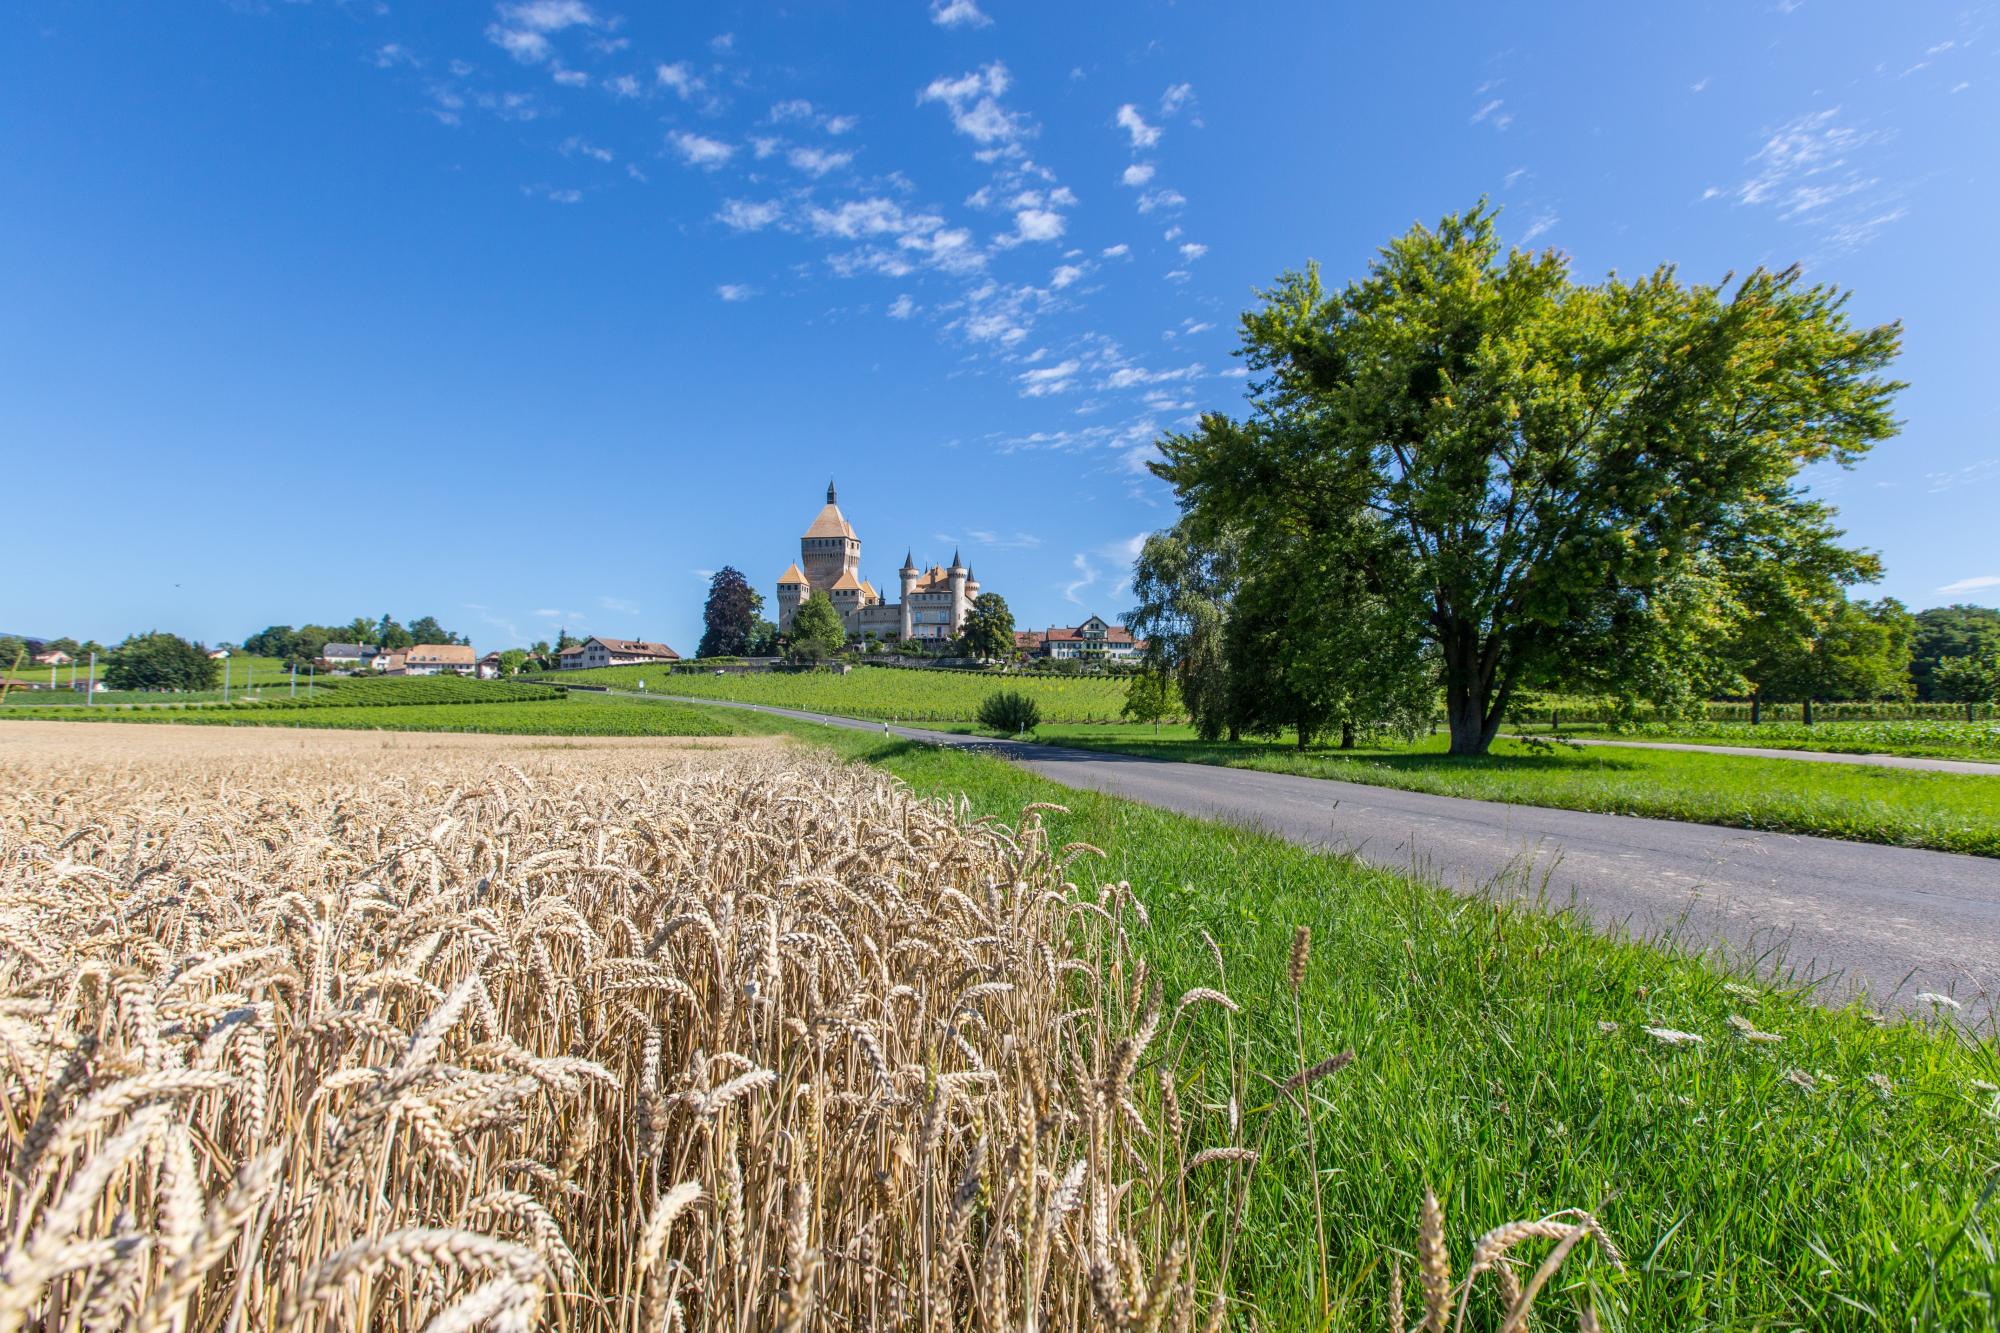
top-left (4, 1), bottom-right (1995, 653)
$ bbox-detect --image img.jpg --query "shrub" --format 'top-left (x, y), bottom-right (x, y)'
top-left (978, 689), bottom-right (1042, 735)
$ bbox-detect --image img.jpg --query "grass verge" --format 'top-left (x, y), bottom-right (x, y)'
top-left (0, 691), bottom-right (744, 737)
top-left (742, 712), bottom-right (2000, 1329)
top-left (956, 722), bottom-right (2000, 859)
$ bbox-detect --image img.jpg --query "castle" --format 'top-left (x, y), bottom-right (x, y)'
top-left (775, 482), bottom-right (982, 643)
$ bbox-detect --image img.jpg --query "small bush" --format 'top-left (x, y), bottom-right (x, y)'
top-left (978, 689), bottom-right (1042, 735)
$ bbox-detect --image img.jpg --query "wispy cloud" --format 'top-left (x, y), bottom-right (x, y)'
top-left (716, 283), bottom-right (756, 301)
top-left (1115, 103), bottom-right (1161, 148)
top-left (597, 594), bottom-right (641, 616)
top-left (1018, 358), bottom-right (1082, 397)
top-left (930, 0), bottom-right (993, 29)
top-left (1470, 98), bottom-right (1513, 130)
top-left (1937, 575), bottom-right (2000, 595)
top-left (486, 0), bottom-right (601, 65)
top-left (1924, 457), bottom-right (1999, 493)
top-left (716, 198), bottom-right (782, 231)
top-left (1726, 107), bottom-right (1905, 252)
top-left (1120, 163), bottom-right (1155, 187)
top-left (1062, 553), bottom-right (1098, 605)
top-left (655, 61), bottom-right (704, 100)
top-left (1520, 211), bottom-right (1558, 243)
top-left (920, 63), bottom-right (1027, 144)
top-left (668, 130), bottom-right (735, 169)
top-left (887, 294), bottom-right (916, 319)
top-left (788, 145), bottom-right (853, 176)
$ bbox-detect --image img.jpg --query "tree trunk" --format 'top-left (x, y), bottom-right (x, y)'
top-left (1340, 721), bottom-right (1355, 750)
top-left (1750, 694), bottom-right (1760, 726)
top-left (1802, 697), bottom-right (1814, 727)
top-left (1296, 713), bottom-right (1310, 751)
top-left (1443, 638), bottom-right (1502, 756)
top-left (1228, 722), bottom-right (1240, 743)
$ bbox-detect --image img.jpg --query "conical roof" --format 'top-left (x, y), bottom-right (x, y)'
top-left (777, 562), bottom-right (807, 585)
top-left (803, 501), bottom-right (855, 540)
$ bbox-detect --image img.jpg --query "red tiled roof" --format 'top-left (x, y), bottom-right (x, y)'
top-left (591, 638), bottom-right (679, 659)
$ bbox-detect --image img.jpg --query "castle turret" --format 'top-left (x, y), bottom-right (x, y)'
top-left (899, 549), bottom-right (918, 641)
top-left (775, 562), bottom-right (808, 632)
top-left (947, 549), bottom-right (969, 635)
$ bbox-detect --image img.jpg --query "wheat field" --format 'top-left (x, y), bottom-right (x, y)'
top-left (0, 723), bottom-right (1614, 1331)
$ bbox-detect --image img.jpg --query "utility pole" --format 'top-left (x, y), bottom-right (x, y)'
top-left (223, 654), bottom-right (230, 704)
top-left (86, 651), bottom-right (95, 706)
top-left (291, 662), bottom-right (297, 698)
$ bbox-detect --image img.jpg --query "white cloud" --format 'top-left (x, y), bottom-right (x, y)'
top-left (1115, 103), bottom-right (1161, 148)
top-left (1734, 107), bottom-right (1904, 251)
top-left (1018, 358), bottom-right (1083, 397)
top-left (1102, 362), bottom-right (1203, 390)
top-left (1178, 241), bottom-right (1207, 260)
top-left (716, 284), bottom-right (756, 301)
top-left (716, 198), bottom-right (782, 231)
top-left (373, 43), bottom-right (419, 69)
top-left (1937, 575), bottom-right (2000, 595)
top-left (597, 594), bottom-right (642, 615)
top-left (710, 32), bottom-right (734, 52)
top-left (669, 130), bottom-right (735, 169)
top-left (1049, 263), bottom-right (1085, 288)
top-left (1101, 243), bottom-right (1130, 258)
top-left (604, 73), bottom-right (641, 99)
top-left (656, 62), bottom-right (704, 99)
top-left (1121, 163), bottom-right (1156, 187)
top-left (1159, 83), bottom-right (1193, 115)
top-left (1471, 98), bottom-right (1512, 130)
top-left (788, 145), bottom-right (854, 176)
top-left (824, 114), bottom-right (859, 135)
top-left (930, 0), bottom-right (993, 28)
top-left (1521, 212), bottom-right (1558, 243)
top-left (920, 63), bottom-right (1027, 144)
top-left (770, 98), bottom-right (815, 121)
top-left (551, 66), bottom-right (590, 87)
top-left (809, 197), bottom-right (942, 240)
top-left (1063, 553), bottom-right (1099, 605)
top-left (1691, 76), bottom-right (1711, 93)
top-left (486, 0), bottom-right (600, 64)
top-left (887, 294), bottom-right (916, 319)
top-left (995, 207), bottom-right (1065, 246)
top-left (560, 136), bottom-right (613, 162)
top-left (1136, 188), bottom-right (1185, 214)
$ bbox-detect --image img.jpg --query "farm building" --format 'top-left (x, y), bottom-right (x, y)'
top-left (1027, 616), bottom-right (1145, 662)
top-left (400, 644), bottom-right (477, 676)
top-left (564, 637), bottom-right (680, 670)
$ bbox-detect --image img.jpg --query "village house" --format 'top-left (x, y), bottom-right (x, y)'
top-left (557, 637), bottom-right (681, 670)
top-left (32, 650), bottom-right (72, 667)
top-left (477, 651), bottom-right (505, 679)
top-left (400, 644), bottom-right (478, 677)
top-left (319, 642), bottom-right (369, 670)
top-left (1028, 615), bottom-right (1145, 663)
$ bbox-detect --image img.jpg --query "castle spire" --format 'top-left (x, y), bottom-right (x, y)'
top-left (827, 478), bottom-right (837, 505)
top-left (950, 548), bottom-right (964, 571)
top-left (901, 548), bottom-right (916, 572)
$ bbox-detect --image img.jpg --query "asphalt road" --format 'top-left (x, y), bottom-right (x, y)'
top-left (664, 696), bottom-right (2000, 1023)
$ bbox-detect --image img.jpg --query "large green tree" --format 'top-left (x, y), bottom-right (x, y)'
top-left (1740, 596), bottom-right (1914, 721)
top-left (1155, 204), bottom-right (1903, 755)
top-left (960, 593), bottom-right (1017, 661)
top-left (1128, 520), bottom-right (1240, 741)
top-left (784, 595), bottom-right (848, 663)
top-left (698, 567), bottom-right (760, 658)
top-left (1912, 604), bottom-right (2000, 701)
top-left (104, 632), bottom-right (221, 692)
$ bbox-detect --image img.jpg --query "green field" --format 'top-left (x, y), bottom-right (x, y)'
top-left (973, 723), bottom-right (2000, 858)
top-left (724, 714), bottom-right (2000, 1329)
top-left (1516, 718), bottom-right (2000, 762)
top-left (0, 690), bottom-right (743, 737)
top-left (9, 689), bottom-right (1997, 1322)
top-left (547, 662), bottom-right (1134, 721)
top-left (2, 653), bottom-right (304, 701)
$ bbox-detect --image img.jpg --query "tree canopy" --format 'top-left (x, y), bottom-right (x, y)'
top-left (1912, 604), bottom-right (2000, 700)
top-left (1153, 204), bottom-right (1904, 754)
top-left (960, 593), bottom-right (1017, 661)
top-left (785, 596), bottom-right (847, 663)
top-left (698, 568), bottom-right (761, 659)
top-left (103, 632), bottom-right (221, 692)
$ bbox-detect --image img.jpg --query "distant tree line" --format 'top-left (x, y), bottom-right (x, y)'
top-left (241, 615), bottom-right (468, 667)
top-left (1127, 204), bottom-right (1995, 754)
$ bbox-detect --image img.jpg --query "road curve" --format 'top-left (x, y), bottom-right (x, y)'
top-left (1515, 735), bottom-right (2000, 776)
top-left (662, 695), bottom-right (2000, 1023)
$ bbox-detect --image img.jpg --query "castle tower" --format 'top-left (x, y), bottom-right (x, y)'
top-left (800, 480), bottom-right (861, 590)
top-left (775, 562), bottom-right (807, 632)
top-left (947, 549), bottom-right (969, 635)
top-left (899, 549), bottom-right (918, 641)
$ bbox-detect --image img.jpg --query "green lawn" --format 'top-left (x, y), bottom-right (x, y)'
top-left (1512, 718), bottom-right (2000, 762)
top-left (729, 714), bottom-right (2000, 1330)
top-left (545, 661), bottom-right (1133, 721)
top-left (954, 722), bottom-right (2000, 858)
